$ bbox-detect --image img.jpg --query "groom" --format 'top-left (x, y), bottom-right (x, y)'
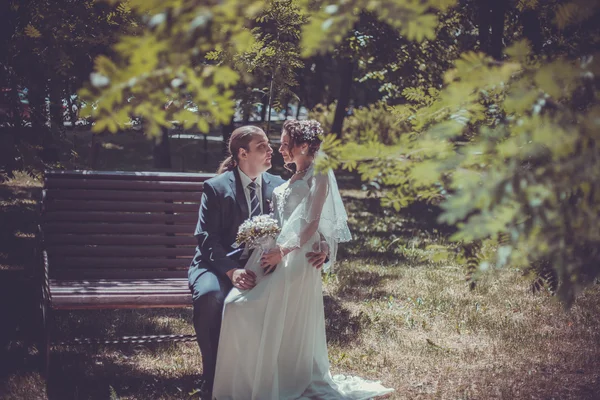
top-left (188, 125), bottom-right (328, 393)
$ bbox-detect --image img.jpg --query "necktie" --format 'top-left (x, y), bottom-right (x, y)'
top-left (248, 181), bottom-right (261, 218)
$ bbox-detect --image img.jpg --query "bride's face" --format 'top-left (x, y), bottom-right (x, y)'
top-left (279, 130), bottom-right (309, 164)
top-left (279, 131), bottom-right (293, 163)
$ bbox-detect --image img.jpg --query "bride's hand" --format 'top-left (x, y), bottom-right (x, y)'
top-left (260, 247), bottom-right (284, 274)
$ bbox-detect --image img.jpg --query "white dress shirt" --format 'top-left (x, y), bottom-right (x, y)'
top-left (237, 167), bottom-right (263, 259)
top-left (237, 167), bottom-right (263, 215)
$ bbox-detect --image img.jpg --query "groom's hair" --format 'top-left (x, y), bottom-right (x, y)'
top-left (217, 125), bottom-right (266, 174)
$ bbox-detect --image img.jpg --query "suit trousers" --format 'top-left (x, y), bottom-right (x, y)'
top-left (188, 264), bottom-right (235, 389)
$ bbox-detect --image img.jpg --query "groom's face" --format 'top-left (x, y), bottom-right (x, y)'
top-left (242, 132), bottom-right (273, 174)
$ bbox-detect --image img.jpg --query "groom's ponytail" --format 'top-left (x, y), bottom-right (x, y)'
top-left (217, 125), bottom-right (265, 174)
top-left (217, 156), bottom-right (237, 174)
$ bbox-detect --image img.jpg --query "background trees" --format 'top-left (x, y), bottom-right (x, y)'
top-left (0, 0), bottom-right (135, 180)
top-left (320, 0), bottom-right (600, 304)
top-left (2, 0), bottom-right (598, 304)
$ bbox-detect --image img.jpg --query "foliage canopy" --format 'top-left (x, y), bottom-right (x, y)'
top-left (77, 0), bottom-right (600, 304)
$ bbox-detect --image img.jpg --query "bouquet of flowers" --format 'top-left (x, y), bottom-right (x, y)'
top-left (233, 214), bottom-right (280, 251)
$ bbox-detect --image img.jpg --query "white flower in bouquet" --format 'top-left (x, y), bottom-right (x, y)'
top-left (233, 214), bottom-right (280, 251)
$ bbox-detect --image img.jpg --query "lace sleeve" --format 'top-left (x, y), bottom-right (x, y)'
top-left (276, 168), bottom-right (351, 272)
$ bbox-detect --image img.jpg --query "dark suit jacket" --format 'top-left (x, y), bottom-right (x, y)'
top-left (189, 169), bottom-right (285, 281)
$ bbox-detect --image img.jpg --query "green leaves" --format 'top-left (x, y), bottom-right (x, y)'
top-left (533, 60), bottom-right (580, 99)
top-left (313, 0), bottom-right (600, 305)
top-left (505, 40), bottom-right (531, 63)
top-left (79, 1), bottom-right (265, 138)
top-left (300, 2), bottom-right (357, 57)
top-left (300, 0), bottom-right (455, 57)
top-left (24, 24), bottom-right (41, 38)
top-left (401, 13), bottom-right (438, 43)
top-left (212, 67), bottom-right (239, 88)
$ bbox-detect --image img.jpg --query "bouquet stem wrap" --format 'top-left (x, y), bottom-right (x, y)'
top-left (231, 214), bottom-right (281, 288)
top-left (243, 236), bottom-right (277, 282)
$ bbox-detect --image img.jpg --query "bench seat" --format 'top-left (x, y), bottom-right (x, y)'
top-left (49, 278), bottom-right (192, 309)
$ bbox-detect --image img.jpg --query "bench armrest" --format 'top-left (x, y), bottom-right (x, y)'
top-left (41, 248), bottom-right (52, 306)
top-left (36, 223), bottom-right (52, 306)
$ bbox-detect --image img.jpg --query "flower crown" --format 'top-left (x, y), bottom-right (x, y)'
top-left (298, 120), bottom-right (324, 142)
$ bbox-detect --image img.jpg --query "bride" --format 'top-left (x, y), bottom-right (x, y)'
top-left (212, 120), bottom-right (393, 400)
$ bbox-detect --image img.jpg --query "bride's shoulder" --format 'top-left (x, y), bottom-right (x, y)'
top-left (273, 180), bottom-right (289, 195)
top-left (308, 168), bottom-right (330, 187)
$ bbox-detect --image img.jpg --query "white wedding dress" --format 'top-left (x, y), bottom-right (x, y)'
top-left (212, 165), bottom-right (394, 400)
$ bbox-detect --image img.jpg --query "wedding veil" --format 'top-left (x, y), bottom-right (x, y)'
top-left (276, 164), bottom-right (352, 272)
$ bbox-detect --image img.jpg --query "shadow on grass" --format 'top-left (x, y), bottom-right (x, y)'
top-left (0, 270), bottom-right (46, 400)
top-left (0, 184), bottom-right (46, 396)
top-left (0, 271), bottom-right (204, 399)
top-left (324, 295), bottom-right (364, 347)
top-left (335, 270), bottom-right (401, 301)
top-left (50, 308), bottom-right (194, 345)
top-left (47, 350), bottom-right (203, 400)
top-left (0, 185), bottom-right (41, 273)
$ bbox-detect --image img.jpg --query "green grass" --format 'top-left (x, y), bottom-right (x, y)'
top-left (1, 152), bottom-right (600, 399)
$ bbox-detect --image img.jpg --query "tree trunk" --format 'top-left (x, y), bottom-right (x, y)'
top-left (242, 104), bottom-right (250, 124)
top-left (477, 0), bottom-right (491, 56)
top-left (49, 79), bottom-right (64, 131)
top-left (295, 101), bottom-right (302, 119)
top-left (8, 80), bottom-right (23, 128)
top-left (222, 116), bottom-right (235, 156)
top-left (331, 58), bottom-right (354, 139)
top-left (490, 0), bottom-right (506, 60)
top-left (153, 127), bottom-right (172, 169)
top-left (315, 55), bottom-right (328, 106)
top-left (478, 0), bottom-right (506, 60)
top-left (28, 75), bottom-right (61, 163)
top-left (260, 96), bottom-right (268, 122)
top-left (67, 80), bottom-right (79, 129)
top-left (90, 133), bottom-right (100, 169)
top-left (28, 79), bottom-right (47, 131)
top-left (522, 9), bottom-right (542, 54)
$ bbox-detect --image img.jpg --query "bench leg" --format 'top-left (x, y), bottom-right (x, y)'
top-left (41, 301), bottom-right (50, 378)
top-left (39, 281), bottom-right (53, 398)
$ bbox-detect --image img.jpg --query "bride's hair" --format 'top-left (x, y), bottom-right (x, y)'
top-left (282, 120), bottom-right (323, 171)
top-left (217, 125), bottom-right (266, 174)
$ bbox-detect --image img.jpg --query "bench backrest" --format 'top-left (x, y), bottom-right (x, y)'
top-left (41, 170), bottom-right (214, 280)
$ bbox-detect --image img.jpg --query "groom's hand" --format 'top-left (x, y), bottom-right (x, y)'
top-left (226, 268), bottom-right (256, 290)
top-left (306, 241), bottom-right (329, 270)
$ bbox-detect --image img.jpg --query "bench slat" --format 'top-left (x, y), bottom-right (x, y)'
top-left (41, 170), bottom-right (214, 312)
top-left (45, 200), bottom-right (198, 213)
top-left (46, 190), bottom-right (202, 202)
top-left (45, 179), bottom-right (204, 191)
top-left (51, 279), bottom-right (189, 293)
top-left (48, 246), bottom-right (194, 258)
top-left (50, 257), bottom-right (192, 270)
top-left (45, 223), bottom-right (193, 234)
top-left (50, 278), bottom-right (187, 286)
top-left (43, 212), bottom-right (197, 224)
top-left (46, 234), bottom-right (196, 246)
top-left (50, 270), bottom-right (189, 280)
top-left (51, 293), bottom-right (192, 309)
top-left (46, 170), bottom-right (213, 181)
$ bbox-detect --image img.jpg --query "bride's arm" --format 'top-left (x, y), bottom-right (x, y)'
top-left (261, 174), bottom-right (329, 268)
top-left (282, 173), bottom-right (329, 253)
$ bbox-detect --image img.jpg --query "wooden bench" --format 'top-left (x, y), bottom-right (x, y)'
top-left (37, 170), bottom-right (214, 376)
